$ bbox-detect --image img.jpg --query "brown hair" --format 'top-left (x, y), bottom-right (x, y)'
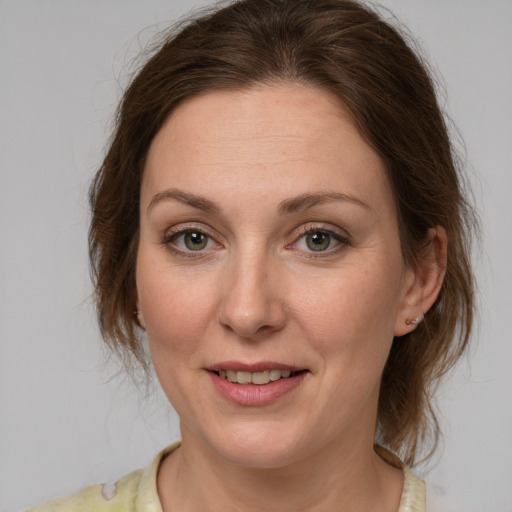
top-left (89, 0), bottom-right (475, 465)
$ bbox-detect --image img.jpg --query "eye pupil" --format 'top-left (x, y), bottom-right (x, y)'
top-left (306, 232), bottom-right (330, 251)
top-left (184, 231), bottom-right (208, 250)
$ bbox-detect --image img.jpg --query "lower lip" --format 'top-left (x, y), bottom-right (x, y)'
top-left (208, 371), bottom-right (307, 406)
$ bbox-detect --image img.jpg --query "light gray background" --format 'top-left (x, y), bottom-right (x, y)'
top-left (1, 1), bottom-right (510, 510)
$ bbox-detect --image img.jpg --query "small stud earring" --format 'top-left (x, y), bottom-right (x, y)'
top-left (405, 315), bottom-right (424, 326)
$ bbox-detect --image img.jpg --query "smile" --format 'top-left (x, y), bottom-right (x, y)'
top-left (209, 367), bottom-right (308, 406)
top-left (216, 369), bottom-right (296, 385)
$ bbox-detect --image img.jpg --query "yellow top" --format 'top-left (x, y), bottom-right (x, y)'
top-left (27, 443), bottom-right (425, 511)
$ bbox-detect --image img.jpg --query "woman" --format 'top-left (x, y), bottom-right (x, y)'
top-left (29, 0), bottom-right (475, 510)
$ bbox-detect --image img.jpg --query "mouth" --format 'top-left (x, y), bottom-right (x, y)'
top-left (207, 363), bottom-right (308, 405)
top-left (213, 369), bottom-right (305, 385)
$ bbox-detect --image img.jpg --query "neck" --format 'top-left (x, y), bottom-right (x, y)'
top-left (157, 428), bottom-right (403, 512)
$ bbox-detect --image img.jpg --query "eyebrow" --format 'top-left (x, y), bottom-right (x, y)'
top-left (277, 192), bottom-right (372, 215)
top-left (147, 189), bottom-right (222, 214)
top-left (147, 188), bottom-right (371, 215)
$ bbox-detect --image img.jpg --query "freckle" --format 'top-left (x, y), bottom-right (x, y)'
top-left (101, 482), bottom-right (117, 500)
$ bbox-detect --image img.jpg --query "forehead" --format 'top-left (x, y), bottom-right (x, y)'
top-left (142, 83), bottom-right (392, 214)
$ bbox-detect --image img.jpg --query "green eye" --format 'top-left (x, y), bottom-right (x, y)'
top-left (163, 227), bottom-right (219, 256)
top-left (305, 232), bottom-right (332, 251)
top-left (183, 231), bottom-right (209, 251)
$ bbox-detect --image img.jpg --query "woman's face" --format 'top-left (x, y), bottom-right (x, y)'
top-left (136, 83), bottom-right (416, 468)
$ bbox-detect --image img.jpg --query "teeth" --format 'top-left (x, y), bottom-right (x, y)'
top-left (237, 371), bottom-right (252, 384)
top-left (251, 371), bottom-right (269, 385)
top-left (218, 369), bottom-right (295, 385)
top-left (269, 369), bottom-right (282, 381)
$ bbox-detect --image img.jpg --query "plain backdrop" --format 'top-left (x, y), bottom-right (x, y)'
top-left (1, 0), bottom-right (511, 510)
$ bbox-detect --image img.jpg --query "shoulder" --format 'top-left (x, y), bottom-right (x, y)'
top-left (26, 469), bottom-right (143, 512)
top-left (25, 443), bottom-right (179, 512)
top-left (399, 465), bottom-right (426, 512)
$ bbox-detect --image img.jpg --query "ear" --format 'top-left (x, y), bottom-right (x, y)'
top-left (135, 296), bottom-right (146, 329)
top-left (394, 226), bottom-right (447, 336)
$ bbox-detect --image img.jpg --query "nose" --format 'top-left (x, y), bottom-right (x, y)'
top-left (217, 251), bottom-right (287, 340)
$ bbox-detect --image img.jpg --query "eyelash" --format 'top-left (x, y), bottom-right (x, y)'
top-left (160, 224), bottom-right (351, 259)
top-left (160, 224), bottom-right (221, 259)
top-left (288, 225), bottom-right (351, 259)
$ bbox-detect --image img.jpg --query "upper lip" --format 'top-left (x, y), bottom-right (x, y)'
top-left (206, 361), bottom-right (305, 372)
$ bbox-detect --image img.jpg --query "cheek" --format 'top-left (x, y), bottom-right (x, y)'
top-left (291, 261), bottom-right (404, 364)
top-left (136, 259), bottom-right (219, 410)
top-left (136, 253), bottom-right (218, 357)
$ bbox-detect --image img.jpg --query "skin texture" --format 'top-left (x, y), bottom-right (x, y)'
top-left (136, 83), bottom-right (446, 511)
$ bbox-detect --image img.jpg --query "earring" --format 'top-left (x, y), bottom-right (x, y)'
top-left (405, 315), bottom-right (423, 326)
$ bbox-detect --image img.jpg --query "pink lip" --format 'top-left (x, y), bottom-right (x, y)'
top-left (206, 363), bottom-right (308, 406)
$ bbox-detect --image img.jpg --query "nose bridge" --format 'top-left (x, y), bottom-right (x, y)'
top-left (217, 243), bottom-right (285, 338)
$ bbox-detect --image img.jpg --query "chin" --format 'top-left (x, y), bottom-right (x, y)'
top-left (198, 421), bottom-right (311, 469)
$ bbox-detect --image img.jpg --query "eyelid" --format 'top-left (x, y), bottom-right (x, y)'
top-left (163, 222), bottom-right (216, 238)
top-left (294, 222), bottom-right (350, 239)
